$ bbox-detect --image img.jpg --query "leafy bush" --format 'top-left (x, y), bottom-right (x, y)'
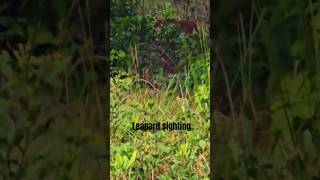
top-left (0, 1), bottom-right (107, 178)
top-left (111, 72), bottom-right (210, 179)
top-left (110, 1), bottom-right (210, 178)
top-left (0, 47), bottom-right (105, 179)
top-left (214, 0), bottom-right (320, 179)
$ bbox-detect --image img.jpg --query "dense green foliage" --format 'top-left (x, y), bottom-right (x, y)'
top-left (111, 0), bottom-right (210, 178)
top-left (214, 0), bottom-right (320, 179)
top-left (0, 1), bottom-right (106, 179)
top-left (2, 0), bottom-right (319, 179)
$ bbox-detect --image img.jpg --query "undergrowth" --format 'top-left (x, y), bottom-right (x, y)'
top-left (111, 71), bottom-right (210, 179)
top-left (214, 0), bottom-right (320, 179)
top-left (110, 0), bottom-right (210, 179)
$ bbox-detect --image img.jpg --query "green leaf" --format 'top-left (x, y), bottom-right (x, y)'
top-left (271, 99), bottom-right (292, 132)
top-left (122, 155), bottom-right (129, 170)
top-left (128, 150), bottom-right (137, 168)
top-left (271, 72), bottom-right (315, 126)
top-left (291, 100), bottom-right (314, 119)
top-left (302, 130), bottom-right (316, 160)
top-left (281, 73), bottom-right (310, 97)
top-left (290, 40), bottom-right (305, 57)
top-left (114, 153), bottom-right (123, 170)
top-left (199, 140), bottom-right (206, 150)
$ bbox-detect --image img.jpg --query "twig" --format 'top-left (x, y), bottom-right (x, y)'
top-left (216, 49), bottom-right (236, 122)
top-left (133, 78), bottom-right (161, 92)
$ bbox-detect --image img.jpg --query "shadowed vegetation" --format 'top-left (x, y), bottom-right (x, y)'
top-left (214, 0), bottom-right (320, 179)
top-left (0, 0), bottom-right (106, 179)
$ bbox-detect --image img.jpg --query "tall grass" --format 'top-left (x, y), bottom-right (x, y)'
top-left (111, 71), bottom-right (210, 179)
top-left (111, 31), bottom-right (210, 179)
top-left (215, 0), bottom-right (320, 178)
